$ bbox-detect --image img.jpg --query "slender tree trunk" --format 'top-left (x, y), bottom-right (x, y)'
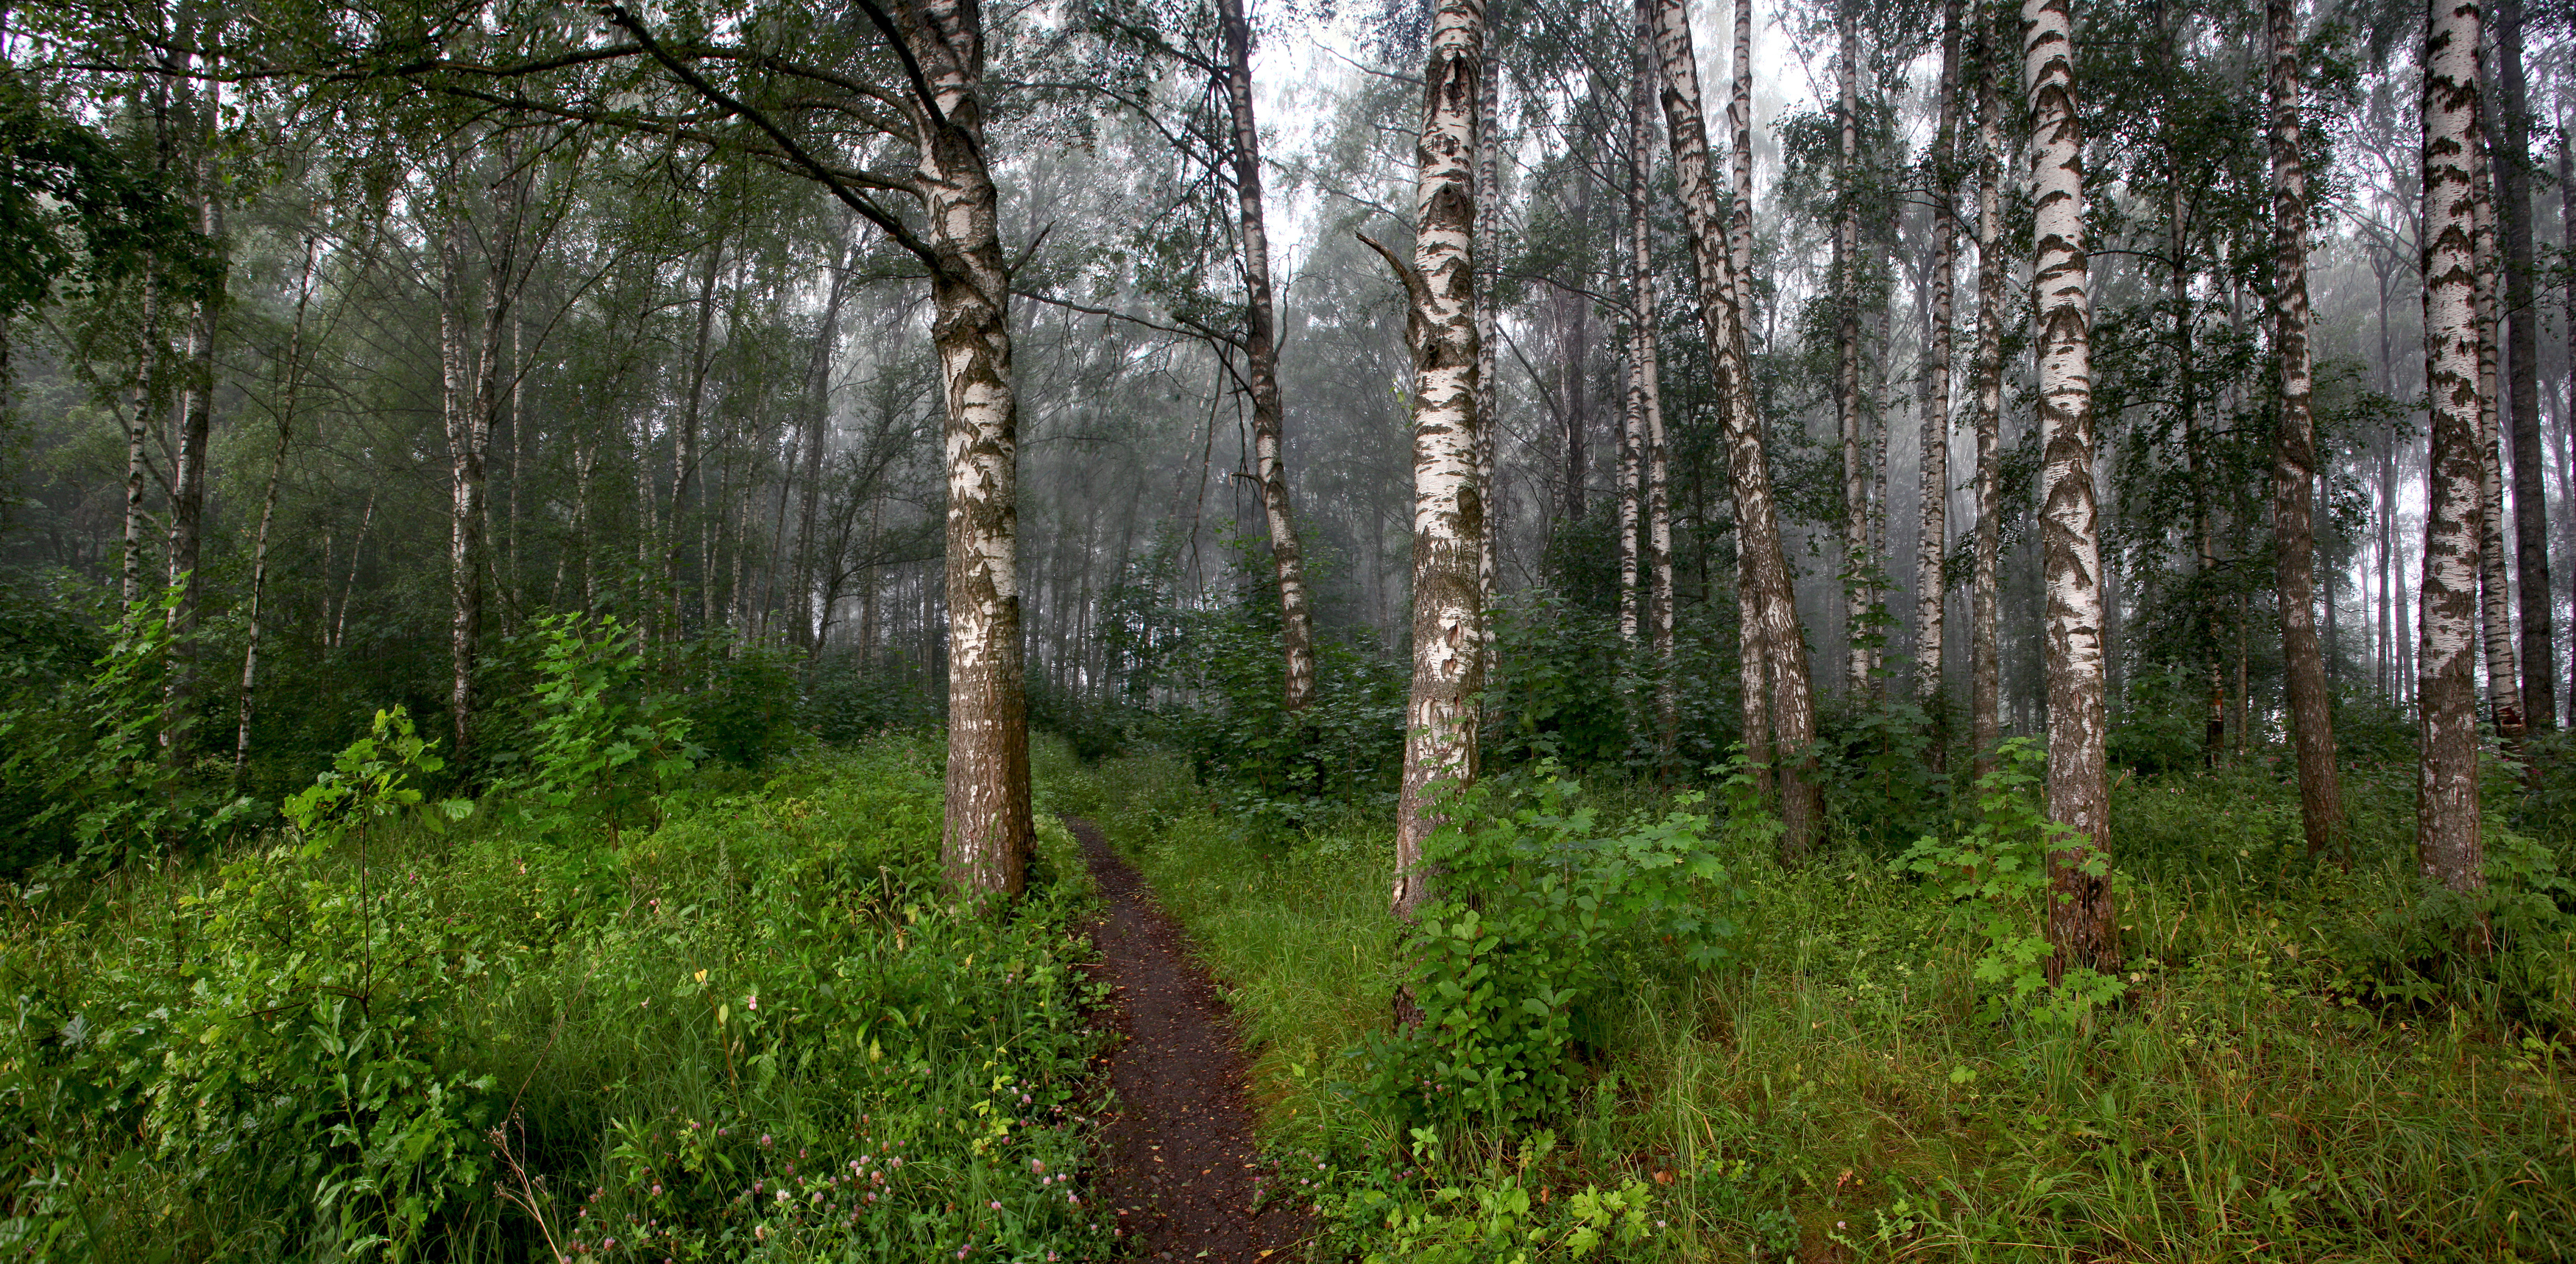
top-left (668, 236), bottom-right (724, 640)
top-left (123, 280), bottom-right (158, 607)
top-left (2023, 0), bottom-right (2115, 981)
top-left (2268, 0), bottom-right (2342, 858)
top-left (905, 0), bottom-right (1034, 900)
top-left (1656, 0), bottom-right (1822, 855)
top-left (2491, 0), bottom-right (2556, 730)
top-left (1919, 0), bottom-right (1961, 710)
top-left (2565, 129), bottom-right (2576, 725)
top-left (1638, 90), bottom-right (1676, 752)
top-left (795, 237), bottom-right (855, 654)
top-left (1970, 4), bottom-right (2006, 777)
top-left (1619, 312), bottom-right (1644, 646)
top-left (1379, 0), bottom-right (1485, 946)
top-left (1475, 32), bottom-right (1502, 678)
top-left (162, 127), bottom-right (219, 760)
top-left (335, 490), bottom-right (372, 651)
top-left (2473, 135), bottom-right (2526, 738)
top-left (1730, 0), bottom-right (1769, 791)
top-left (441, 219), bottom-right (487, 760)
top-left (1838, 13), bottom-right (1869, 692)
top-left (1218, 0), bottom-right (1319, 712)
top-left (233, 236), bottom-right (317, 783)
top-left (2417, 0), bottom-right (2487, 900)
top-left (2174, 186), bottom-right (2229, 760)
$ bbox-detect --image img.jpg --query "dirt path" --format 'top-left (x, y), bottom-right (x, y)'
top-left (1066, 816), bottom-right (1313, 1263)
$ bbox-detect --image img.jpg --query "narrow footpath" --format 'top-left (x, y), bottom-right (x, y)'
top-left (1064, 816), bottom-right (1314, 1263)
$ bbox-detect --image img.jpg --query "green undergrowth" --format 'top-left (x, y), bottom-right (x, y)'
top-left (1058, 747), bottom-right (2576, 1263)
top-left (4, 734), bottom-right (1113, 1263)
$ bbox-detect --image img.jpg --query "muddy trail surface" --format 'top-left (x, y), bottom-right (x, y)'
top-left (1066, 816), bottom-right (1314, 1263)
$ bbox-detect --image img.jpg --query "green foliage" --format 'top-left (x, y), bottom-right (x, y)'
top-left (0, 583), bottom-right (253, 874)
top-left (802, 648), bottom-right (943, 746)
top-left (1157, 590), bottom-right (1406, 828)
top-left (0, 735), bottom-right (1110, 1262)
top-left (1340, 1130), bottom-right (1656, 1264)
top-left (0, 66), bottom-right (218, 321)
top-left (1364, 765), bottom-right (1746, 1129)
top-left (511, 612), bottom-right (703, 850)
top-left (673, 633), bottom-right (804, 768)
top-left (1894, 738), bottom-right (2129, 1026)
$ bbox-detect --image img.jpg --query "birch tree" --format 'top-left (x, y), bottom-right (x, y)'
top-left (2489, 0), bottom-right (2553, 732)
top-left (1655, 0), bottom-right (1823, 856)
top-left (2416, 0), bottom-right (2485, 897)
top-left (1969, 2), bottom-right (2006, 778)
top-left (1917, 0), bottom-right (1961, 711)
top-left (2268, 0), bottom-right (2342, 858)
top-left (1218, 0), bottom-right (1319, 712)
top-left (1373, 0), bottom-right (1485, 936)
top-left (2023, 0), bottom-right (2115, 978)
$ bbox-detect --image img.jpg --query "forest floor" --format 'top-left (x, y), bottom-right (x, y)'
top-left (1068, 815), bottom-right (1316, 1263)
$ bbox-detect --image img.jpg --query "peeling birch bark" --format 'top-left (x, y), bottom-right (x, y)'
top-left (904, 0), bottom-right (1035, 900)
top-left (1389, 0), bottom-right (1486, 933)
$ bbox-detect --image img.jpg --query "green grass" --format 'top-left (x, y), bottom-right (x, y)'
top-left (1064, 748), bottom-right (2576, 1263)
top-left (4, 735), bottom-right (1114, 1263)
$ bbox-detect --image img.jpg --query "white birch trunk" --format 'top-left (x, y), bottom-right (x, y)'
top-left (1656, 0), bottom-right (1823, 855)
top-left (2023, 0), bottom-right (2116, 978)
top-left (2417, 0), bottom-right (2487, 896)
top-left (905, 0), bottom-right (1035, 899)
top-left (1917, 0), bottom-right (1961, 708)
top-left (1388, 0), bottom-right (1487, 936)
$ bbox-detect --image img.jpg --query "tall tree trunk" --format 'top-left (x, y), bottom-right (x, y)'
top-left (2473, 134), bottom-right (2525, 738)
top-left (1970, 3), bottom-right (2006, 777)
top-left (905, 0), bottom-right (1034, 900)
top-left (441, 219), bottom-right (487, 760)
top-left (1730, 0), bottom-right (1768, 791)
top-left (1619, 315), bottom-right (1643, 646)
top-left (2565, 129), bottom-right (2576, 726)
top-left (2023, 0), bottom-right (2115, 981)
top-left (2268, 0), bottom-right (2341, 858)
top-left (1378, 0), bottom-right (1485, 949)
top-left (162, 125), bottom-right (219, 761)
top-left (1918, 0), bottom-right (1961, 709)
top-left (233, 236), bottom-right (316, 783)
top-left (1838, 12), bottom-right (1869, 692)
top-left (794, 237), bottom-right (855, 654)
top-left (1475, 31), bottom-right (1501, 679)
top-left (1218, 0), bottom-right (1318, 712)
top-left (123, 280), bottom-right (158, 608)
top-left (2416, 0), bottom-right (2486, 900)
top-left (1635, 45), bottom-right (1676, 749)
top-left (668, 236), bottom-right (725, 641)
top-left (2491, 0), bottom-right (2555, 731)
top-left (1656, 0), bottom-right (1822, 855)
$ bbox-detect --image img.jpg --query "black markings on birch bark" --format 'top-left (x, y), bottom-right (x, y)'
top-left (2021, 0), bottom-right (2116, 979)
top-left (2471, 134), bottom-right (2524, 741)
top-left (1392, 0), bottom-right (1486, 936)
top-left (1969, 2), bottom-right (2006, 780)
top-left (1655, 0), bottom-right (1822, 857)
top-left (902, 0), bottom-right (1034, 900)
top-left (2416, 0), bottom-right (2487, 900)
top-left (1917, 0), bottom-right (1961, 710)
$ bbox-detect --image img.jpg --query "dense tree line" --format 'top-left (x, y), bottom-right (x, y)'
top-left (4, 0), bottom-right (2572, 967)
